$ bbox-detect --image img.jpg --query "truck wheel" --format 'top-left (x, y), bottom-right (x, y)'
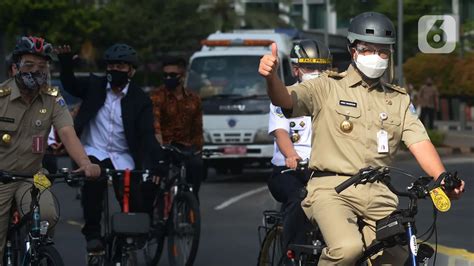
top-left (229, 165), bottom-right (243, 175)
top-left (215, 166), bottom-right (228, 175)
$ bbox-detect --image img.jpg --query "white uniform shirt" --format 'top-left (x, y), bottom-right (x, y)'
top-left (268, 103), bottom-right (312, 166)
top-left (81, 83), bottom-right (135, 170)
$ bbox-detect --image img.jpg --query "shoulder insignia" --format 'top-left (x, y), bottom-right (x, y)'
top-left (324, 70), bottom-right (347, 80)
top-left (274, 106), bottom-right (284, 118)
top-left (0, 87), bottom-right (12, 97)
top-left (382, 82), bottom-right (407, 94)
top-left (44, 86), bottom-right (59, 97)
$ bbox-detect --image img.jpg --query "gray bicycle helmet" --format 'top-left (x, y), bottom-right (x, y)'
top-left (12, 36), bottom-right (54, 62)
top-left (290, 39), bottom-right (332, 69)
top-left (104, 43), bottom-right (139, 67)
top-left (347, 12), bottom-right (396, 45)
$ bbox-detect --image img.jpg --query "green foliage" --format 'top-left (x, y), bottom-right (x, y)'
top-left (403, 52), bottom-right (474, 96)
top-left (427, 129), bottom-right (445, 147)
top-left (0, 0), bottom-right (101, 50)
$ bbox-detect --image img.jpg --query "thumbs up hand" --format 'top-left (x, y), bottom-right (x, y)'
top-left (259, 43), bottom-right (279, 78)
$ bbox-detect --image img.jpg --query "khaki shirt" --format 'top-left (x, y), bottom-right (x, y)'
top-left (284, 65), bottom-right (429, 175)
top-left (0, 78), bottom-right (73, 175)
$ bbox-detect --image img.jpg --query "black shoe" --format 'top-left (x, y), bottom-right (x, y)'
top-left (86, 238), bottom-right (104, 252)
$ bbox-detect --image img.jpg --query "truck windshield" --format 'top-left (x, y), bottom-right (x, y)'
top-left (186, 56), bottom-right (268, 100)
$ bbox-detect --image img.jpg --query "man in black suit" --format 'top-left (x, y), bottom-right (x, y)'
top-left (56, 44), bottom-right (162, 252)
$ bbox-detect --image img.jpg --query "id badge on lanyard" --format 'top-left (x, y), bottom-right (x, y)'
top-left (377, 112), bottom-right (389, 154)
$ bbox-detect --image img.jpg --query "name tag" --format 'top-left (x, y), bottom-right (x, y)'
top-left (377, 130), bottom-right (389, 153)
top-left (32, 135), bottom-right (45, 154)
top-left (0, 117), bottom-right (15, 123)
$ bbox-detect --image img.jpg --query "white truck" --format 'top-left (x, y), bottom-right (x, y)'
top-left (185, 30), bottom-right (295, 175)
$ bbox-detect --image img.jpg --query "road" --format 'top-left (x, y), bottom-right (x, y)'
top-left (51, 154), bottom-right (474, 265)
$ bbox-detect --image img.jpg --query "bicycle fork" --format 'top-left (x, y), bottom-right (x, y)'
top-left (406, 222), bottom-right (418, 266)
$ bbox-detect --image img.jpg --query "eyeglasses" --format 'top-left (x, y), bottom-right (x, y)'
top-left (18, 61), bottom-right (49, 72)
top-left (355, 44), bottom-right (393, 59)
top-left (163, 72), bottom-right (181, 78)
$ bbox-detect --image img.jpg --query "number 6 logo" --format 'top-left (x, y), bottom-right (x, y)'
top-left (418, 15), bottom-right (457, 54)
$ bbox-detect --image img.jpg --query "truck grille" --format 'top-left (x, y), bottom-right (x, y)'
top-left (211, 132), bottom-right (253, 144)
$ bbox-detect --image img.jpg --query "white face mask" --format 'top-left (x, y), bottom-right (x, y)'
top-left (354, 52), bottom-right (388, 79)
top-left (301, 72), bottom-right (320, 81)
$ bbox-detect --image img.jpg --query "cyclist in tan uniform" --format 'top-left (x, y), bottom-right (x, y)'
top-left (258, 12), bottom-right (465, 265)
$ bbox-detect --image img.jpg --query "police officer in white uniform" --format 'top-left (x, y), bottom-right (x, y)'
top-left (267, 39), bottom-right (332, 250)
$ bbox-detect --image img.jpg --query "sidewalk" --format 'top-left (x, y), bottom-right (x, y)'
top-left (395, 130), bottom-right (474, 160)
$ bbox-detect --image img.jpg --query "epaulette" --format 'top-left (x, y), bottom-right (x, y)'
top-left (382, 82), bottom-right (407, 94)
top-left (43, 86), bottom-right (59, 97)
top-left (323, 70), bottom-right (347, 80)
top-left (0, 87), bottom-right (11, 97)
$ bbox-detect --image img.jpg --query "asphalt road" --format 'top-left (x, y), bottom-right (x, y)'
top-left (51, 154), bottom-right (474, 265)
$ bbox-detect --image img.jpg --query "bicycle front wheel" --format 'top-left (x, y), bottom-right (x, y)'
top-left (167, 192), bottom-right (201, 266)
top-left (34, 246), bottom-right (65, 266)
top-left (257, 225), bottom-right (285, 266)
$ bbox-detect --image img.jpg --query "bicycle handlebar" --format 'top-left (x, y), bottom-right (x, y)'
top-left (334, 166), bottom-right (463, 198)
top-left (280, 159), bottom-right (309, 174)
top-left (334, 167), bottom-right (385, 194)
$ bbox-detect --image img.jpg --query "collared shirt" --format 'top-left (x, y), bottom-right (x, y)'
top-left (284, 65), bottom-right (429, 175)
top-left (81, 83), bottom-right (134, 169)
top-left (268, 103), bottom-right (311, 166)
top-left (0, 78), bottom-right (73, 175)
top-left (150, 86), bottom-right (203, 150)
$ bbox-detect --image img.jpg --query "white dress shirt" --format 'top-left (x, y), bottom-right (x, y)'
top-left (81, 83), bottom-right (135, 170)
top-left (268, 103), bottom-right (312, 167)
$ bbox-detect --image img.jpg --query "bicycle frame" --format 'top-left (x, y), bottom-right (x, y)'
top-left (4, 182), bottom-right (54, 265)
top-left (337, 169), bottom-right (436, 266)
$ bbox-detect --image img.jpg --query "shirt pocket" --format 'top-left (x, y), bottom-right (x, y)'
top-left (0, 121), bottom-right (20, 148)
top-left (334, 105), bottom-right (362, 140)
top-left (383, 114), bottom-right (402, 146)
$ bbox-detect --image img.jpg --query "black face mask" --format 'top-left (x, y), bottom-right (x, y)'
top-left (15, 71), bottom-right (48, 93)
top-left (107, 70), bottom-right (129, 88)
top-left (163, 77), bottom-right (180, 89)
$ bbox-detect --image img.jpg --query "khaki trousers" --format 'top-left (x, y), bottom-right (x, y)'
top-left (302, 175), bottom-right (408, 265)
top-left (0, 182), bottom-right (58, 258)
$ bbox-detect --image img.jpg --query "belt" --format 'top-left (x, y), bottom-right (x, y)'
top-left (310, 170), bottom-right (350, 178)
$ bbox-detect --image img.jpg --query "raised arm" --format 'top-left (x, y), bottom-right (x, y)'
top-left (56, 45), bottom-right (88, 98)
top-left (258, 43), bottom-right (293, 109)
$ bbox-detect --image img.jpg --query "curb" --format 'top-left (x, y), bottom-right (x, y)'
top-left (427, 243), bottom-right (474, 265)
top-left (395, 147), bottom-right (474, 161)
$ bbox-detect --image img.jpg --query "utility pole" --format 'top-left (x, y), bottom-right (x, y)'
top-left (324, 0), bottom-right (330, 47)
top-left (397, 0), bottom-right (404, 86)
top-left (302, 0), bottom-right (309, 30)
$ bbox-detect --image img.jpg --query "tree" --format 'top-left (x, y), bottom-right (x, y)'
top-left (403, 52), bottom-right (474, 97)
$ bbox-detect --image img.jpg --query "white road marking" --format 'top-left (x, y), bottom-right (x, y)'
top-left (214, 186), bottom-right (268, 211)
top-left (66, 220), bottom-right (84, 227)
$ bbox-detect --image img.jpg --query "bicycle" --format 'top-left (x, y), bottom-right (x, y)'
top-left (145, 144), bottom-right (201, 266)
top-left (257, 160), bottom-right (325, 266)
top-left (286, 166), bottom-right (462, 266)
top-left (86, 168), bottom-right (154, 266)
top-left (0, 169), bottom-right (83, 266)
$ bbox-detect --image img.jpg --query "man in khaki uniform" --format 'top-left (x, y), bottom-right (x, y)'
top-left (0, 36), bottom-right (101, 257)
top-left (259, 12), bottom-right (465, 265)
